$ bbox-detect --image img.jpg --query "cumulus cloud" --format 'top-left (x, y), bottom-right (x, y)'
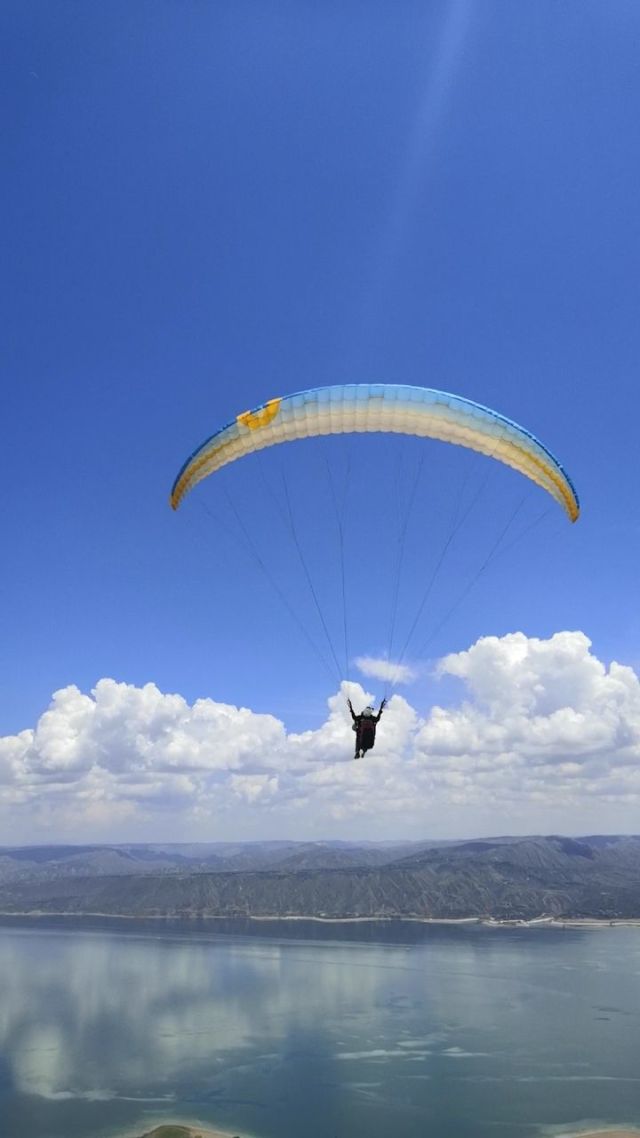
top-left (2, 632), bottom-right (640, 841)
top-left (355, 656), bottom-right (417, 685)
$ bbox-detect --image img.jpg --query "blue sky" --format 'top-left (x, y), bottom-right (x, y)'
top-left (2, 2), bottom-right (640, 841)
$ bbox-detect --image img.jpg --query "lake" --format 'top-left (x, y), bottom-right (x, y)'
top-left (1, 918), bottom-right (640, 1138)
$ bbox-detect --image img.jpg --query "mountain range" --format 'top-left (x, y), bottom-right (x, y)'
top-left (1, 835), bottom-right (640, 921)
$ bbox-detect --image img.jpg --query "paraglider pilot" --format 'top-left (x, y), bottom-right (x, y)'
top-left (348, 698), bottom-right (386, 759)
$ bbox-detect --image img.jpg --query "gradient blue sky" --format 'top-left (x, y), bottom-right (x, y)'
top-left (3, 0), bottom-right (639, 747)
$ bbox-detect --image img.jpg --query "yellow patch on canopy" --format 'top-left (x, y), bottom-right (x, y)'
top-left (237, 397), bottom-right (282, 431)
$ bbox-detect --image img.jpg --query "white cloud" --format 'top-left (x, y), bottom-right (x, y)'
top-left (355, 656), bottom-right (417, 685)
top-left (1, 632), bottom-right (640, 841)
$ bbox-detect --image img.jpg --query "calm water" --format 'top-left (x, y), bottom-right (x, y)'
top-left (2, 918), bottom-right (640, 1138)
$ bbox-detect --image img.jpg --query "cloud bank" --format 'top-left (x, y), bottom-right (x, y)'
top-left (2, 632), bottom-right (639, 842)
top-left (355, 656), bottom-right (417, 685)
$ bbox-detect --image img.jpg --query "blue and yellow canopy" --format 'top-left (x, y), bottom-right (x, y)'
top-left (170, 384), bottom-right (579, 522)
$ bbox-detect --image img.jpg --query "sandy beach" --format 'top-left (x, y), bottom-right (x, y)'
top-left (129, 1120), bottom-right (640, 1138)
top-left (564, 1131), bottom-right (640, 1137)
top-left (127, 1119), bottom-right (640, 1137)
top-left (130, 1124), bottom-right (246, 1138)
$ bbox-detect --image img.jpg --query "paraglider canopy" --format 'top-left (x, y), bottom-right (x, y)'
top-left (170, 383), bottom-right (580, 522)
top-left (170, 383), bottom-right (579, 695)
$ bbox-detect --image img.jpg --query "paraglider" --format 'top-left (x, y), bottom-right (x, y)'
top-left (348, 698), bottom-right (386, 759)
top-left (171, 383), bottom-right (579, 761)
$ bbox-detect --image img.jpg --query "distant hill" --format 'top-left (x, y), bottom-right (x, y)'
top-left (1, 836), bottom-right (640, 920)
top-left (0, 838), bottom-right (445, 883)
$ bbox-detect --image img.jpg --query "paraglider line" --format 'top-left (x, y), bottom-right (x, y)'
top-left (384, 450), bottom-right (425, 696)
top-left (325, 455), bottom-right (351, 681)
top-left (489, 505), bottom-right (554, 562)
top-left (395, 454), bottom-right (496, 668)
top-left (417, 492), bottom-right (530, 656)
top-left (198, 493), bottom-right (339, 686)
top-left (280, 470), bottom-right (345, 686)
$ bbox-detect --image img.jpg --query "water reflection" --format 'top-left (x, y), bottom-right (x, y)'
top-left (1, 920), bottom-right (640, 1138)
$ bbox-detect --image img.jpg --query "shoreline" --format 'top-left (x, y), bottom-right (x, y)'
top-left (1, 910), bottom-right (640, 929)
